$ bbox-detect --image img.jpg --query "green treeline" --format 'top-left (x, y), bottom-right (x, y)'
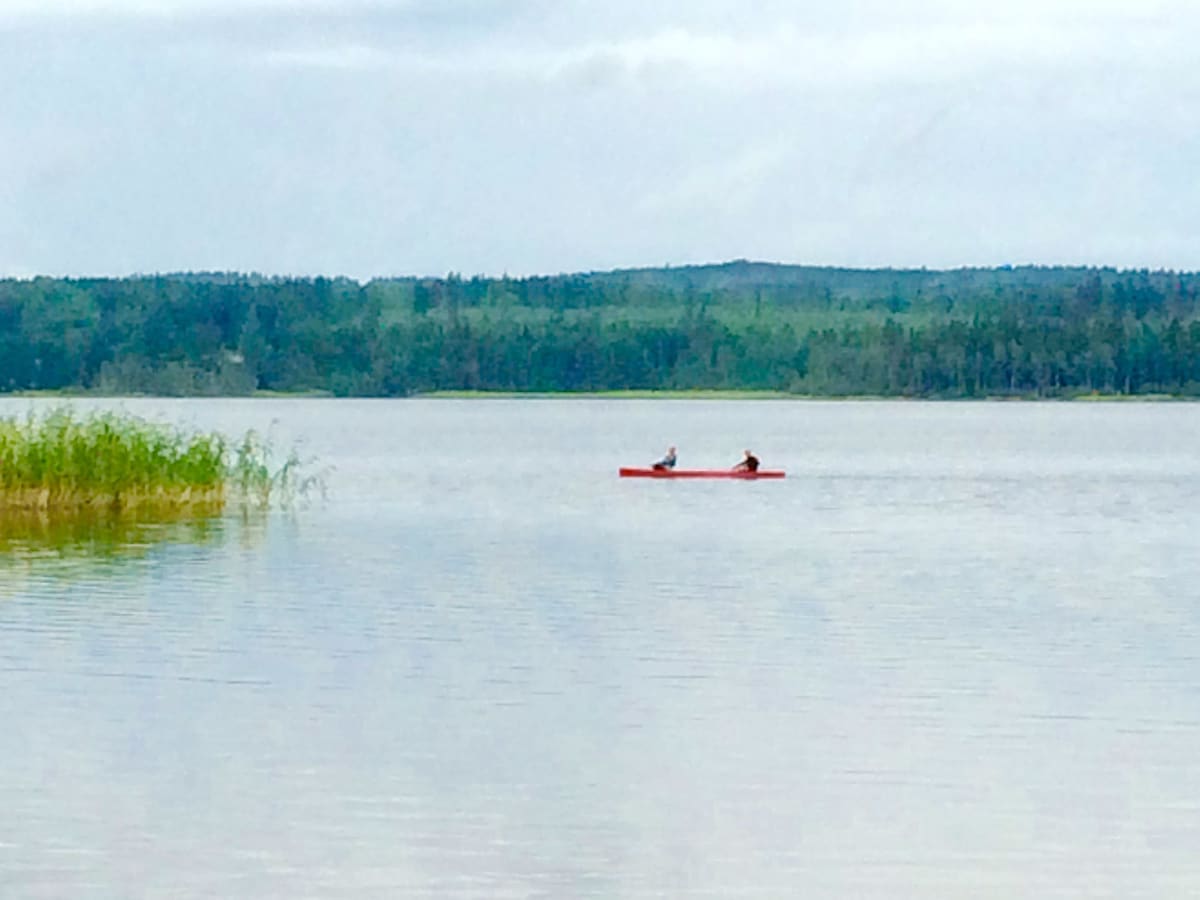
top-left (3, 261), bottom-right (1200, 397)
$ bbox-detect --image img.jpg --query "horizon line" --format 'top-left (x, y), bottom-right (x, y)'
top-left (2, 258), bottom-right (1196, 283)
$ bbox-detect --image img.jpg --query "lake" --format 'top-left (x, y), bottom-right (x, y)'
top-left (2, 398), bottom-right (1200, 898)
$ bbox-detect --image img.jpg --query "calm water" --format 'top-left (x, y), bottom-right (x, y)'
top-left (2, 399), bottom-right (1200, 899)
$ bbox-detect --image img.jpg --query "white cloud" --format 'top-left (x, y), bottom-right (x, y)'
top-left (254, 18), bottom-right (1189, 91)
top-left (2, 0), bottom-right (1200, 275)
top-left (0, 0), bottom-right (529, 24)
top-left (261, 44), bottom-right (396, 71)
top-left (0, 0), bottom-right (367, 15)
top-left (639, 142), bottom-right (794, 217)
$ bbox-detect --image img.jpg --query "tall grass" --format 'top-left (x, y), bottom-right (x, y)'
top-left (0, 408), bottom-right (305, 513)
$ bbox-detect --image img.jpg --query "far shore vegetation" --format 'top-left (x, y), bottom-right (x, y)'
top-left (3, 262), bottom-right (1200, 398)
top-left (0, 408), bottom-right (306, 514)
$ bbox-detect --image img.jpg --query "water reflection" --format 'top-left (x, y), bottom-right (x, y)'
top-left (0, 508), bottom-right (226, 556)
top-left (0, 510), bottom-right (271, 598)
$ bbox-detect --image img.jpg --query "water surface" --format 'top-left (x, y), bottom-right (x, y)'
top-left (2, 399), bottom-right (1199, 898)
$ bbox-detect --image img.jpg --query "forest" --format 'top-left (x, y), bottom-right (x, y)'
top-left (2, 261), bottom-right (1199, 397)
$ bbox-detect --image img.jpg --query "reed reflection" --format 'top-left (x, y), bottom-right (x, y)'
top-left (0, 510), bottom-right (271, 599)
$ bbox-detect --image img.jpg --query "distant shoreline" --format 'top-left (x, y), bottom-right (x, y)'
top-left (417, 390), bottom-right (1197, 401)
top-left (4, 390), bottom-right (1195, 402)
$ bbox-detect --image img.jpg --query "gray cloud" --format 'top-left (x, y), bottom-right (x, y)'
top-left (2, 0), bottom-right (1199, 276)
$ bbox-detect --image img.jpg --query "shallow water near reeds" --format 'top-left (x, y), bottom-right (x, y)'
top-left (2, 398), bottom-right (1200, 899)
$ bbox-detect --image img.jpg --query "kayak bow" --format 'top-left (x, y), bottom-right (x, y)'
top-left (619, 467), bottom-right (785, 479)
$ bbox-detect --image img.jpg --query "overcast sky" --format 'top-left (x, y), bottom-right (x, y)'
top-left (1, 0), bottom-right (1197, 277)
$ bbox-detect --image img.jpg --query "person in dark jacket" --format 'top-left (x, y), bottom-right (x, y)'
top-left (732, 449), bottom-right (759, 472)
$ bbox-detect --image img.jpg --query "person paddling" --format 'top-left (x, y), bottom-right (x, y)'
top-left (732, 449), bottom-right (759, 472)
top-left (652, 446), bottom-right (677, 471)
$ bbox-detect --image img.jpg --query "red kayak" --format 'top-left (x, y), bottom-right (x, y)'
top-left (619, 467), bottom-right (785, 479)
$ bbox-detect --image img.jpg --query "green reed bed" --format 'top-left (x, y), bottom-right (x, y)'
top-left (0, 409), bottom-right (298, 513)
